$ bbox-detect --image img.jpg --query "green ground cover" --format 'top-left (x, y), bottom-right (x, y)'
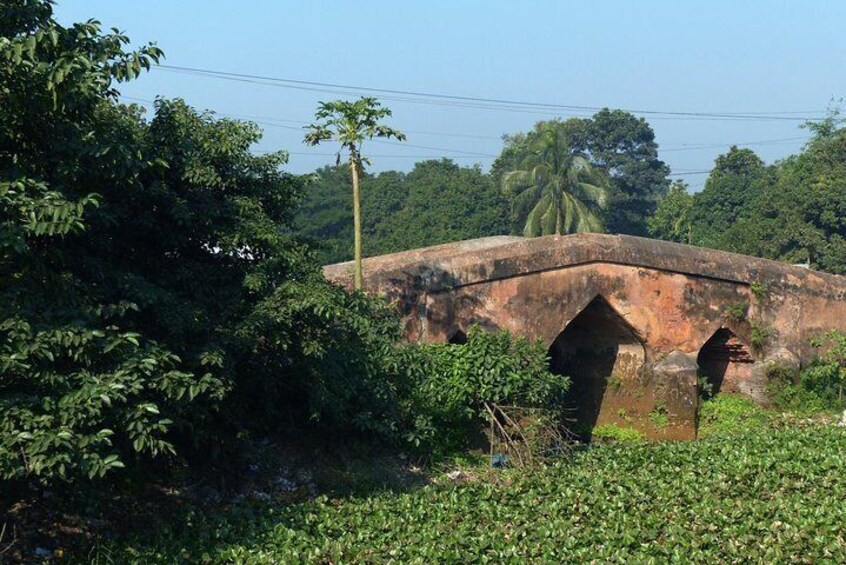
top-left (83, 422), bottom-right (846, 563)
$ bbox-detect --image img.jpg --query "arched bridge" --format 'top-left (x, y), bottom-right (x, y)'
top-left (324, 234), bottom-right (846, 439)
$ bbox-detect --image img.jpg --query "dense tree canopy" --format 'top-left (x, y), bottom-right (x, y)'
top-left (0, 1), bottom-right (407, 481)
top-left (570, 109), bottom-right (671, 235)
top-left (647, 180), bottom-right (693, 243)
top-left (294, 159), bottom-right (510, 264)
top-left (0, 1), bottom-right (209, 480)
top-left (687, 146), bottom-right (769, 249)
top-left (726, 123), bottom-right (846, 272)
top-left (377, 160), bottom-right (510, 253)
top-left (649, 114), bottom-right (846, 274)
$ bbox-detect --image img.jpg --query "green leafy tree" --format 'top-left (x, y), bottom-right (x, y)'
top-left (0, 1), bottom-right (416, 482)
top-left (294, 160), bottom-right (509, 264)
top-left (304, 98), bottom-right (405, 288)
top-left (688, 113), bottom-right (846, 274)
top-left (757, 114), bottom-right (846, 272)
top-left (0, 0), bottom-right (226, 481)
top-left (688, 146), bottom-right (768, 248)
top-left (374, 159), bottom-right (509, 253)
top-left (570, 109), bottom-right (671, 236)
top-left (648, 180), bottom-right (693, 243)
top-left (502, 122), bottom-right (609, 236)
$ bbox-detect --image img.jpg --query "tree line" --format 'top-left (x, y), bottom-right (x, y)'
top-left (649, 115), bottom-right (846, 274)
top-left (296, 108), bottom-right (672, 264)
top-left (297, 109), bottom-right (846, 277)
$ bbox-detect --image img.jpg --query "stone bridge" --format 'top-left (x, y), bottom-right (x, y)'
top-left (324, 234), bottom-right (846, 439)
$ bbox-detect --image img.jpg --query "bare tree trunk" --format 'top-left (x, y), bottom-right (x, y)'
top-left (350, 157), bottom-right (363, 290)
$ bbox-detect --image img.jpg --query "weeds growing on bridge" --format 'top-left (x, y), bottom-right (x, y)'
top-left (724, 301), bottom-right (749, 323)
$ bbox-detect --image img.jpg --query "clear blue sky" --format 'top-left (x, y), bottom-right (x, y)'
top-left (55, 1), bottom-right (846, 189)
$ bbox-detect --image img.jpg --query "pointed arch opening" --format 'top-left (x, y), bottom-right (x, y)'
top-left (548, 295), bottom-right (645, 436)
top-left (697, 327), bottom-right (754, 397)
top-left (447, 329), bottom-right (467, 345)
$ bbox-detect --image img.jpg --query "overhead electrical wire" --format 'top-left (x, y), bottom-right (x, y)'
top-left (120, 95), bottom-right (811, 161)
top-left (661, 136), bottom-right (809, 152)
top-left (155, 63), bottom-right (825, 123)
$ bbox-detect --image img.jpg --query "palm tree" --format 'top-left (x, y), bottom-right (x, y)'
top-left (503, 124), bottom-right (609, 237)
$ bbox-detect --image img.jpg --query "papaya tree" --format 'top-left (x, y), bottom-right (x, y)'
top-left (304, 97), bottom-right (405, 288)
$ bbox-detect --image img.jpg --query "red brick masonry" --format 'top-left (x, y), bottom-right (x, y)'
top-left (325, 234), bottom-right (846, 439)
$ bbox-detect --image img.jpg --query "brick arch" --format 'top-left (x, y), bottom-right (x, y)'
top-left (548, 295), bottom-right (646, 437)
top-left (697, 327), bottom-right (755, 396)
top-left (447, 328), bottom-right (467, 345)
top-left (534, 290), bottom-right (645, 348)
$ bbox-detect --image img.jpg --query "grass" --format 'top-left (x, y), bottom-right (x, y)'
top-left (649, 400), bottom-right (669, 428)
top-left (697, 393), bottom-right (774, 438)
top-left (76, 422), bottom-right (846, 563)
top-left (591, 423), bottom-right (645, 443)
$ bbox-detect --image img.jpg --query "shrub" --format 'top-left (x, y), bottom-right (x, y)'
top-left (697, 394), bottom-right (771, 438)
top-left (808, 330), bottom-right (846, 404)
top-left (749, 281), bottom-right (770, 300)
top-left (750, 323), bottom-right (773, 351)
top-left (0, 2), bottom-right (411, 483)
top-left (766, 363), bottom-right (831, 415)
top-left (767, 331), bottom-right (846, 415)
top-left (724, 302), bottom-right (748, 322)
top-left (649, 402), bottom-right (669, 428)
top-left (591, 424), bottom-right (645, 443)
top-left (0, 2), bottom-right (230, 481)
top-left (401, 326), bottom-right (569, 454)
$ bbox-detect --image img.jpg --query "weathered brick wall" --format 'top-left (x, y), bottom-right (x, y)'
top-left (325, 234), bottom-right (846, 439)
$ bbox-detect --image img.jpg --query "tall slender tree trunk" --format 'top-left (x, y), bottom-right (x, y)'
top-left (350, 157), bottom-right (363, 290)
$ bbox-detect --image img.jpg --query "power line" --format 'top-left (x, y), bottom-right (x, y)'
top-left (122, 96), bottom-right (499, 158)
top-left (119, 95), bottom-right (813, 155)
top-left (155, 64), bottom-right (825, 123)
top-left (661, 136), bottom-right (809, 152)
top-left (118, 94), bottom-right (809, 179)
top-left (370, 138), bottom-right (497, 157)
top-left (257, 149), bottom-right (493, 159)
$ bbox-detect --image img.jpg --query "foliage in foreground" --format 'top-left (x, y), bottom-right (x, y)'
top-left (81, 425), bottom-right (846, 563)
top-left (766, 330), bottom-right (846, 416)
top-left (697, 394), bottom-right (773, 438)
top-left (0, 0), bottom-right (221, 481)
top-left (5, 1), bottom-right (532, 483)
top-left (402, 326), bottom-right (569, 454)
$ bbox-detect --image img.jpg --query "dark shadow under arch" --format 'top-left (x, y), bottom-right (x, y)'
top-left (548, 295), bottom-right (645, 436)
top-left (447, 329), bottom-right (467, 345)
top-left (697, 327), bottom-right (754, 396)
